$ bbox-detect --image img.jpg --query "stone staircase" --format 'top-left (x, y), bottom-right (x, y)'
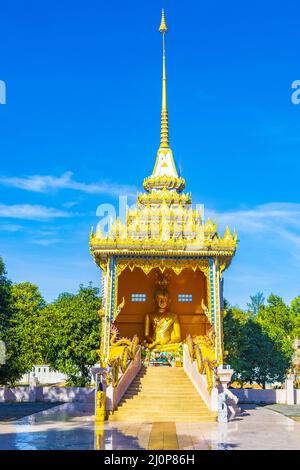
top-left (109, 366), bottom-right (217, 422)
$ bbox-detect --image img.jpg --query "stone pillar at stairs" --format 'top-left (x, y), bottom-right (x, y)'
top-left (285, 374), bottom-right (295, 405)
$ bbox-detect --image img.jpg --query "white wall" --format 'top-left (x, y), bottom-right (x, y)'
top-left (20, 365), bottom-right (67, 385)
top-left (20, 365), bottom-right (96, 385)
top-left (231, 388), bottom-right (287, 404)
top-left (0, 386), bottom-right (95, 403)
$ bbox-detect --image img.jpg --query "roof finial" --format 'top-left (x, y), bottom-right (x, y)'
top-left (159, 9), bottom-right (169, 148)
top-left (159, 8), bottom-right (168, 33)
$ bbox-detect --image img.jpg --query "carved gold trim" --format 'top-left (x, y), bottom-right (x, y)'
top-left (219, 261), bottom-right (227, 278)
top-left (143, 174), bottom-right (186, 192)
top-left (116, 257), bottom-right (209, 276)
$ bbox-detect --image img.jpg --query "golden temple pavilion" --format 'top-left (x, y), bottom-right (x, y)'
top-left (90, 9), bottom-right (237, 379)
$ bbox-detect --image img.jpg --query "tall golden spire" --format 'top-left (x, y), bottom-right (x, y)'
top-left (143, 9), bottom-right (186, 193)
top-left (159, 9), bottom-right (169, 149)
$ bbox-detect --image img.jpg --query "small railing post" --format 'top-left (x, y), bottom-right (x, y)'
top-left (285, 374), bottom-right (295, 405)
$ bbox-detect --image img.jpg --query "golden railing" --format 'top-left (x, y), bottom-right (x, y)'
top-left (108, 335), bottom-right (140, 388)
top-left (186, 334), bottom-right (218, 393)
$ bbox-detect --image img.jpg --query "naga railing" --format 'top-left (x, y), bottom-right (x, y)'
top-left (183, 341), bottom-right (218, 412)
top-left (106, 336), bottom-right (141, 412)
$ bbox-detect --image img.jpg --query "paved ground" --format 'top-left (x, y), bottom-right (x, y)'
top-left (266, 404), bottom-right (300, 423)
top-left (0, 403), bottom-right (63, 422)
top-left (0, 403), bottom-right (300, 450)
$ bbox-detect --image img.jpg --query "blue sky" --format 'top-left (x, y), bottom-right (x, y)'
top-left (0, 0), bottom-right (300, 307)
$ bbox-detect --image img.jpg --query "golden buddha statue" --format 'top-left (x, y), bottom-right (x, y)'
top-left (144, 276), bottom-right (181, 352)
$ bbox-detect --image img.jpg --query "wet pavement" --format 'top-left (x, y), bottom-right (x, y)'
top-left (0, 403), bottom-right (300, 450)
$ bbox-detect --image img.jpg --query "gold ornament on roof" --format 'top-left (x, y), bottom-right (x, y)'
top-left (137, 189), bottom-right (192, 206)
top-left (159, 8), bottom-right (168, 33)
top-left (204, 218), bottom-right (217, 233)
top-left (143, 174), bottom-right (186, 192)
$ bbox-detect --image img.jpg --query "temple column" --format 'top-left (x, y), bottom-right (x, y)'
top-left (215, 259), bottom-right (223, 363)
top-left (100, 260), bottom-right (109, 362)
top-left (209, 258), bottom-right (223, 364)
top-left (101, 256), bottom-right (117, 362)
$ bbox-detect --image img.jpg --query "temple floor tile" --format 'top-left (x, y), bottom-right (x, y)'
top-left (1, 403), bottom-right (300, 450)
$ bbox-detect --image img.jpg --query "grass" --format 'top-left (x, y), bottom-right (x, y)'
top-left (0, 402), bottom-right (63, 422)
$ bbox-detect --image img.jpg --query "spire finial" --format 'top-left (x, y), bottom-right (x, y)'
top-left (159, 8), bottom-right (168, 33)
top-left (159, 9), bottom-right (169, 148)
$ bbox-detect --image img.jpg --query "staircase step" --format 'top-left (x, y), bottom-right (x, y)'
top-left (112, 410), bottom-right (214, 414)
top-left (109, 416), bottom-right (217, 423)
top-left (112, 413), bottom-right (215, 418)
top-left (125, 384), bottom-right (199, 388)
top-left (119, 398), bottom-right (205, 404)
top-left (110, 414), bottom-right (214, 416)
top-left (108, 366), bottom-right (215, 423)
top-left (117, 403), bottom-right (209, 409)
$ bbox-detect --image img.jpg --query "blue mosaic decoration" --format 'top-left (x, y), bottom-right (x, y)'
top-left (209, 258), bottom-right (215, 325)
top-left (109, 256), bottom-right (117, 322)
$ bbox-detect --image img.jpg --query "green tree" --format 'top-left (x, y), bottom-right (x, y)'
top-left (290, 295), bottom-right (300, 338)
top-left (223, 305), bottom-right (256, 386)
top-left (0, 282), bottom-right (47, 385)
top-left (256, 294), bottom-right (294, 359)
top-left (0, 257), bottom-right (12, 339)
top-left (246, 321), bottom-right (291, 388)
top-left (224, 296), bottom-right (294, 388)
top-left (47, 284), bottom-right (101, 386)
top-left (247, 291), bottom-right (265, 315)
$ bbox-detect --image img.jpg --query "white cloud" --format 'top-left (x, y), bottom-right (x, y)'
top-left (207, 202), bottom-right (300, 249)
top-left (0, 204), bottom-right (70, 220)
top-left (30, 238), bottom-right (64, 246)
top-left (0, 172), bottom-right (137, 199)
top-left (63, 201), bottom-right (80, 209)
top-left (0, 223), bottom-right (23, 232)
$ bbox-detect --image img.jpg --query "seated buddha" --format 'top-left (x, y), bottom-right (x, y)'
top-left (144, 285), bottom-right (181, 352)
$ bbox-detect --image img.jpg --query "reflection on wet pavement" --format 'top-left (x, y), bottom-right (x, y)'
top-left (0, 403), bottom-right (300, 450)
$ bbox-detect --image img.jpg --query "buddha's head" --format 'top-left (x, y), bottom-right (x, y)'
top-left (155, 288), bottom-right (169, 311)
